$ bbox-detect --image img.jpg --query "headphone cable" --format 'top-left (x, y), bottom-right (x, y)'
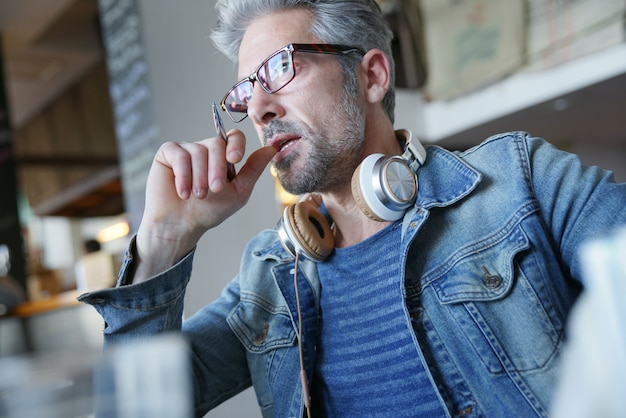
top-left (293, 252), bottom-right (313, 418)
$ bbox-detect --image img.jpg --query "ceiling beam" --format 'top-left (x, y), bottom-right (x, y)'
top-left (31, 165), bottom-right (121, 217)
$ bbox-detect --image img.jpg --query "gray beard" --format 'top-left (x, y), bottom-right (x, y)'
top-left (266, 107), bottom-right (365, 195)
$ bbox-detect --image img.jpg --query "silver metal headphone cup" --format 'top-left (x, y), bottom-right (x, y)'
top-left (276, 215), bottom-right (298, 259)
top-left (372, 156), bottom-right (417, 211)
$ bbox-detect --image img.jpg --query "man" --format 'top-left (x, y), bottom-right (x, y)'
top-left (80, 1), bottom-right (626, 416)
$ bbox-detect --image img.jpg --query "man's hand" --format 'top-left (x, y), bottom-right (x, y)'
top-left (133, 129), bottom-right (276, 282)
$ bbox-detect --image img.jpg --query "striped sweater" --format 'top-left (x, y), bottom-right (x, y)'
top-left (312, 222), bottom-right (445, 417)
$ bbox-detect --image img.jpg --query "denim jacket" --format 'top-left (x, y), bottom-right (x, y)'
top-left (80, 132), bottom-right (626, 417)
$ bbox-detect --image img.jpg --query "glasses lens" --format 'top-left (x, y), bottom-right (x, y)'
top-left (224, 81), bottom-right (253, 122)
top-left (258, 49), bottom-right (294, 92)
top-left (221, 45), bottom-right (299, 122)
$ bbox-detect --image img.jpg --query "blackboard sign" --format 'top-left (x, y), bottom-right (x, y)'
top-left (0, 40), bottom-right (27, 291)
top-left (98, 0), bottom-right (160, 232)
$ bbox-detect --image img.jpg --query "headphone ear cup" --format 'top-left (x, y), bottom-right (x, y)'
top-left (351, 153), bottom-right (417, 222)
top-left (351, 155), bottom-right (386, 222)
top-left (282, 200), bottom-right (334, 262)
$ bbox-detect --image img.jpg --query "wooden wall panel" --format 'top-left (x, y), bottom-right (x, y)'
top-left (14, 61), bottom-right (120, 216)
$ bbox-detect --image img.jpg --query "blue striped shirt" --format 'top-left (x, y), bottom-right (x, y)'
top-left (312, 222), bottom-right (445, 417)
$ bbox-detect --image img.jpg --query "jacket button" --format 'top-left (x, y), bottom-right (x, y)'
top-left (482, 266), bottom-right (503, 289)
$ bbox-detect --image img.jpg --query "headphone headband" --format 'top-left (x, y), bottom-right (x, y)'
top-left (398, 129), bottom-right (427, 170)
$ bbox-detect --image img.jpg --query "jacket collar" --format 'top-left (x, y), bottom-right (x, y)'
top-left (415, 145), bottom-right (482, 209)
top-left (256, 142), bottom-right (482, 261)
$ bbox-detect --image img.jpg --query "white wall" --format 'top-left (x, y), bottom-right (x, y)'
top-left (137, 1), bottom-right (277, 416)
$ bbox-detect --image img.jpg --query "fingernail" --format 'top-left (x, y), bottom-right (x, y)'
top-left (211, 179), bottom-right (224, 191)
top-left (228, 150), bottom-right (242, 162)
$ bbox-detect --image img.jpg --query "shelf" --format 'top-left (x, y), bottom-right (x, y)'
top-left (396, 43), bottom-right (626, 143)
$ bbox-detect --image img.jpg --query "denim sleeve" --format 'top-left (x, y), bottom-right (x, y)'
top-left (78, 238), bottom-right (253, 414)
top-left (78, 237), bottom-right (193, 345)
top-left (525, 135), bottom-right (626, 280)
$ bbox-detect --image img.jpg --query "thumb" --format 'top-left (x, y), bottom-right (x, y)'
top-left (235, 145), bottom-right (277, 192)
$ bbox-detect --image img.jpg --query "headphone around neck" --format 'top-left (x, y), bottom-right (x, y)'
top-left (276, 129), bottom-right (427, 262)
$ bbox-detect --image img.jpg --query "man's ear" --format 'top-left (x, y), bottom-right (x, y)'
top-left (360, 49), bottom-right (390, 104)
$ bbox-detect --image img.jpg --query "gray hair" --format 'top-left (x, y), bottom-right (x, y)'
top-left (210, 0), bottom-right (396, 123)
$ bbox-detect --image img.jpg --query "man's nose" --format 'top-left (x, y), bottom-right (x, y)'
top-left (247, 83), bottom-right (284, 126)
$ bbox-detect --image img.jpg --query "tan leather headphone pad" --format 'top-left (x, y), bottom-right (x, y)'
top-left (286, 201), bottom-right (335, 260)
top-left (351, 161), bottom-right (386, 222)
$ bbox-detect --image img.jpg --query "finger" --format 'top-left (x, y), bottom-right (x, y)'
top-left (206, 135), bottom-right (230, 192)
top-left (225, 129), bottom-right (246, 164)
top-left (234, 146), bottom-right (277, 194)
top-left (179, 142), bottom-right (209, 199)
top-left (156, 142), bottom-right (194, 200)
top-left (218, 129), bottom-right (246, 185)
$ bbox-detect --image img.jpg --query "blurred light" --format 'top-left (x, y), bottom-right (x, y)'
top-left (553, 98), bottom-right (569, 111)
top-left (270, 165), bottom-right (299, 209)
top-left (96, 221), bottom-right (130, 243)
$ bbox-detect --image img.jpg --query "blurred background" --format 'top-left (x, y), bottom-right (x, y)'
top-left (0, 0), bottom-right (624, 416)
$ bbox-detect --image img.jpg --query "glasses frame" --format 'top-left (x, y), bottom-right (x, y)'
top-left (220, 43), bottom-right (366, 123)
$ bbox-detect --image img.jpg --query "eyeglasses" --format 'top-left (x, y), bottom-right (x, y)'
top-left (220, 43), bottom-right (366, 123)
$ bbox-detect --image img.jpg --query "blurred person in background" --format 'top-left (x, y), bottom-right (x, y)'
top-left (0, 244), bottom-right (25, 315)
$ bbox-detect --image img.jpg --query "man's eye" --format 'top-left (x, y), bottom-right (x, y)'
top-left (268, 57), bottom-right (290, 78)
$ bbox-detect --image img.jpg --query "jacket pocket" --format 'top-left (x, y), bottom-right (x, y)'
top-left (428, 224), bottom-right (561, 374)
top-left (227, 296), bottom-right (296, 354)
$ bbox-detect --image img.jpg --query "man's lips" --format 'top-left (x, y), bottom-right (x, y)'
top-left (267, 134), bottom-right (300, 156)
